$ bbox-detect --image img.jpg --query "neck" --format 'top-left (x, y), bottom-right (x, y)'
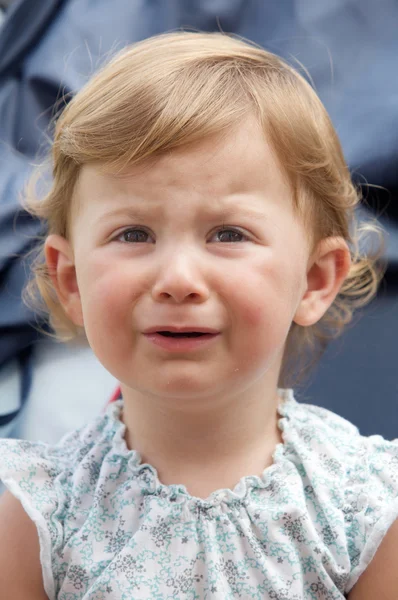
top-left (120, 373), bottom-right (283, 498)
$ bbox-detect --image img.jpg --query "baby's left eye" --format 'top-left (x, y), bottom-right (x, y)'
top-left (210, 228), bottom-right (249, 243)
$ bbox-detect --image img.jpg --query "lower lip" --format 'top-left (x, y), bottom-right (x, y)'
top-left (143, 333), bottom-right (220, 352)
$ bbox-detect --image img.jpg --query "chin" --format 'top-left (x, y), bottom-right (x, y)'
top-left (146, 374), bottom-right (225, 401)
top-left (156, 381), bottom-right (215, 399)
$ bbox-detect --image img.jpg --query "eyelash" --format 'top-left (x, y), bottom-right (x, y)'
top-left (114, 226), bottom-right (250, 244)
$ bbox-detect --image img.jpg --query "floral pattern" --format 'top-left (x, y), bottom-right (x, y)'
top-left (1, 390), bottom-right (398, 600)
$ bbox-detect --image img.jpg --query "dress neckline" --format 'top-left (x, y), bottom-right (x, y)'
top-left (104, 389), bottom-right (296, 508)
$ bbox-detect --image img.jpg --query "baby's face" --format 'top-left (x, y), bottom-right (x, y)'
top-left (68, 118), bottom-right (312, 400)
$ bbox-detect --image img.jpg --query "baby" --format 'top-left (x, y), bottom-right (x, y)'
top-left (0, 32), bottom-right (397, 599)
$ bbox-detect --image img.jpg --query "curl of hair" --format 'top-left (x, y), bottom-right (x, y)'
top-left (22, 32), bottom-right (384, 379)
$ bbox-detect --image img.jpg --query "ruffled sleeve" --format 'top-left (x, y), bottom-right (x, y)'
top-left (0, 413), bottom-right (113, 600)
top-left (344, 434), bottom-right (398, 593)
top-left (281, 396), bottom-right (398, 595)
top-left (0, 405), bottom-right (127, 600)
top-left (0, 437), bottom-right (68, 599)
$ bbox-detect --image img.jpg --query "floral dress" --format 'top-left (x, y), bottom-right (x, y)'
top-left (1, 390), bottom-right (398, 600)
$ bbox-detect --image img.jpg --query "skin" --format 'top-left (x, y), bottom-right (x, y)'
top-left (45, 117), bottom-right (350, 497)
top-left (0, 491), bottom-right (48, 599)
top-left (8, 117), bottom-right (396, 599)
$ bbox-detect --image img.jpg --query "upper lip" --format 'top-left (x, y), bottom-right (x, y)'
top-left (143, 326), bottom-right (220, 334)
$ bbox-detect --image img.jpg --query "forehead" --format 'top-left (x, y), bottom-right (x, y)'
top-left (74, 118), bottom-right (292, 216)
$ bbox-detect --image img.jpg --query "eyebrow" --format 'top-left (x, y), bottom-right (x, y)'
top-left (95, 203), bottom-right (267, 223)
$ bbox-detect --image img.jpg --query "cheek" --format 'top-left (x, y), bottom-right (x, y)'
top-left (240, 296), bottom-right (266, 329)
top-left (76, 260), bottom-right (139, 337)
top-left (76, 266), bottom-right (138, 378)
top-left (228, 260), bottom-right (302, 330)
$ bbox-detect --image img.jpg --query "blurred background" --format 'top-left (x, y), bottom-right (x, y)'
top-left (0, 0), bottom-right (397, 443)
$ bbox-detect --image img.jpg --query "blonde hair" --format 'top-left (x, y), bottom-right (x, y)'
top-left (23, 31), bottom-right (384, 386)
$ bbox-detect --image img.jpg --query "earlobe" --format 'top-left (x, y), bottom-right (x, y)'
top-left (44, 234), bottom-right (84, 327)
top-left (294, 237), bottom-right (351, 327)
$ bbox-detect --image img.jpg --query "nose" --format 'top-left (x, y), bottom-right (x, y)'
top-left (151, 247), bottom-right (210, 304)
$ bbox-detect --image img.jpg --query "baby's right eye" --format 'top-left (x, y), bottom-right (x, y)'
top-left (116, 228), bottom-right (153, 243)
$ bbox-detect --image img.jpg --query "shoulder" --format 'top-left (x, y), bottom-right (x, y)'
top-left (0, 405), bottom-right (121, 506)
top-left (280, 395), bottom-right (362, 464)
top-left (0, 405), bottom-right (120, 482)
top-left (288, 397), bottom-right (398, 507)
top-left (285, 396), bottom-right (398, 466)
top-left (287, 397), bottom-right (360, 438)
top-left (0, 491), bottom-right (48, 599)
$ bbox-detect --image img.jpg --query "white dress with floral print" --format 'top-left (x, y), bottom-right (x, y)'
top-left (1, 390), bottom-right (398, 600)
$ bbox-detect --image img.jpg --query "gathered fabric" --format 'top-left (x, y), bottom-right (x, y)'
top-left (1, 389), bottom-right (398, 600)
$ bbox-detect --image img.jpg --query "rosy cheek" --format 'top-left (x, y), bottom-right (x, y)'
top-left (79, 272), bottom-right (120, 319)
top-left (228, 268), bottom-right (271, 328)
top-left (242, 301), bottom-right (266, 328)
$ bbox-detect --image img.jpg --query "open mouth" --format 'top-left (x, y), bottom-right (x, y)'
top-left (144, 330), bottom-right (219, 351)
top-left (157, 331), bottom-right (206, 338)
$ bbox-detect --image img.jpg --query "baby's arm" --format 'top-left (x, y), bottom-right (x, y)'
top-left (347, 519), bottom-right (398, 599)
top-left (0, 491), bottom-right (49, 599)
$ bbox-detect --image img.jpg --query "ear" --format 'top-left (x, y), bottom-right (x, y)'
top-left (294, 237), bottom-right (351, 327)
top-left (44, 234), bottom-right (84, 327)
